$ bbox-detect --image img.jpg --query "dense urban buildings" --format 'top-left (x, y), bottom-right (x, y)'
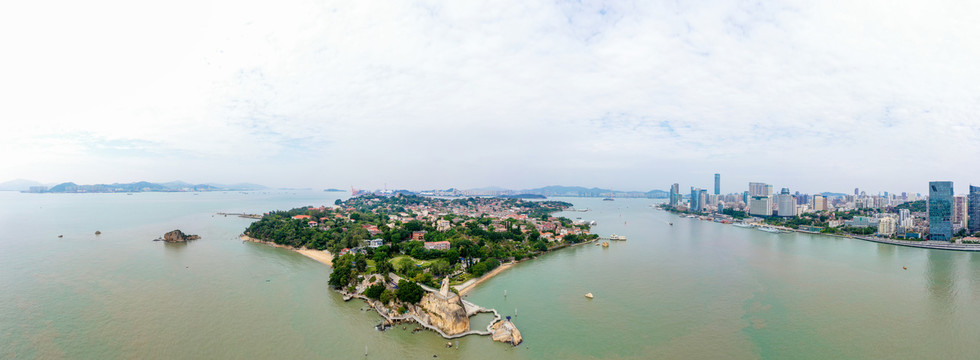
top-left (665, 175), bottom-right (978, 242)
top-left (928, 181), bottom-right (954, 241)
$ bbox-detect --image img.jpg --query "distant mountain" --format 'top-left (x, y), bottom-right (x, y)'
top-left (205, 182), bottom-right (268, 191)
top-left (35, 181), bottom-right (267, 193)
top-left (468, 186), bottom-right (509, 192)
top-left (459, 185), bottom-right (669, 199)
top-left (0, 179), bottom-right (43, 191)
top-left (522, 185), bottom-right (614, 196)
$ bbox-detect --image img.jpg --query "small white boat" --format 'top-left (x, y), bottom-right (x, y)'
top-left (585, 292), bottom-right (594, 299)
top-left (609, 234), bottom-right (627, 241)
top-left (733, 223), bottom-right (752, 228)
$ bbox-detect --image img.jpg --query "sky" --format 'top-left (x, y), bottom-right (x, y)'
top-left (1, 0), bottom-right (978, 194)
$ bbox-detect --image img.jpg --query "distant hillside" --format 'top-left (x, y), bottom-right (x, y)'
top-left (463, 185), bottom-right (670, 199)
top-left (35, 181), bottom-right (266, 193)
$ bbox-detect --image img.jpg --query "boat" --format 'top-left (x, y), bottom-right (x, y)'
top-left (602, 198), bottom-right (614, 201)
top-left (757, 226), bottom-right (781, 233)
top-left (669, 222), bottom-right (673, 226)
top-left (609, 234), bottom-right (627, 241)
top-left (585, 293), bottom-right (594, 299)
top-left (733, 223), bottom-right (752, 228)
top-left (601, 241), bottom-right (610, 247)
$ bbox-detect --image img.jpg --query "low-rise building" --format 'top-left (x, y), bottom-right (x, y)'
top-left (423, 241), bottom-right (450, 250)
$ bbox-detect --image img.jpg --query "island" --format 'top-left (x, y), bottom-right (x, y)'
top-left (242, 194), bottom-right (597, 345)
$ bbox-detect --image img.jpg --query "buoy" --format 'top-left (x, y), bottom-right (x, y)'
top-left (903, 266), bottom-right (907, 270)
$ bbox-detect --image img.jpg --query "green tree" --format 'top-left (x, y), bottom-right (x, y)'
top-left (396, 280), bottom-right (424, 304)
top-left (364, 283), bottom-right (385, 300)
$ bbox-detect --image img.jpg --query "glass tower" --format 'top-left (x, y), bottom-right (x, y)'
top-left (970, 185), bottom-right (979, 233)
top-left (714, 174), bottom-right (720, 195)
top-left (928, 181), bottom-right (954, 241)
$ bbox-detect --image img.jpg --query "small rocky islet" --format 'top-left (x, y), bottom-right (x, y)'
top-left (153, 229), bottom-right (201, 242)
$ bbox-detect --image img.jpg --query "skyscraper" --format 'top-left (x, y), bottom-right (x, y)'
top-left (690, 187), bottom-right (701, 213)
top-left (928, 181), bottom-right (953, 241)
top-left (669, 183), bottom-right (680, 207)
top-left (953, 195), bottom-right (968, 231)
top-left (970, 185), bottom-right (980, 233)
top-left (698, 189), bottom-right (708, 212)
top-left (749, 182), bottom-right (767, 197)
top-left (714, 173), bottom-right (721, 195)
top-left (777, 191), bottom-right (796, 217)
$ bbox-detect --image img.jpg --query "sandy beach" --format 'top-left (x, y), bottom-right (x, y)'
top-left (240, 234), bottom-right (334, 266)
top-left (457, 261), bottom-right (516, 295)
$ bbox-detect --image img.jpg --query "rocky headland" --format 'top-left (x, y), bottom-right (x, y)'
top-left (156, 229), bottom-right (201, 242)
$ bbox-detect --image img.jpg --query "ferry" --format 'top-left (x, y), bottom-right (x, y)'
top-left (609, 234), bottom-right (627, 241)
top-left (733, 222), bottom-right (752, 228)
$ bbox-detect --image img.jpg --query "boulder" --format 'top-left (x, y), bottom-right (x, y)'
top-left (490, 319), bottom-right (522, 346)
top-left (162, 229), bottom-right (200, 242)
top-left (418, 293), bottom-right (470, 336)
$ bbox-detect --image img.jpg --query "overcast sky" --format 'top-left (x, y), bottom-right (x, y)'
top-left (1, 0), bottom-right (978, 194)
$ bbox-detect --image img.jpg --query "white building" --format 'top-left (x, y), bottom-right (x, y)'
top-left (777, 194), bottom-right (797, 217)
top-left (878, 216), bottom-right (897, 236)
top-left (749, 196), bottom-right (772, 217)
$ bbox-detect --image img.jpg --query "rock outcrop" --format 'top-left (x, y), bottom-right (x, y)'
top-left (490, 319), bottom-right (522, 346)
top-left (161, 229), bottom-right (200, 242)
top-left (417, 292), bottom-right (470, 336)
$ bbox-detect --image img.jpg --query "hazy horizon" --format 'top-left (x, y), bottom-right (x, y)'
top-left (2, 1), bottom-right (978, 194)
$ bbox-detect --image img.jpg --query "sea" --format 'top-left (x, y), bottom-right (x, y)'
top-left (3, 191), bottom-right (980, 359)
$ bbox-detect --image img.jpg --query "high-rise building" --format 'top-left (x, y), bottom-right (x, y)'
top-left (812, 194), bottom-right (826, 211)
top-left (898, 209), bottom-right (912, 230)
top-left (970, 185), bottom-right (980, 233)
top-left (749, 182), bottom-right (767, 197)
top-left (669, 183), bottom-right (680, 207)
top-left (855, 188), bottom-right (860, 196)
top-left (777, 192), bottom-right (796, 217)
top-left (878, 216), bottom-right (897, 236)
top-left (749, 196), bottom-right (772, 216)
top-left (953, 195), bottom-right (969, 231)
top-left (690, 187), bottom-right (702, 213)
top-left (714, 174), bottom-right (721, 195)
top-left (928, 181), bottom-right (954, 241)
top-left (698, 189), bottom-right (708, 212)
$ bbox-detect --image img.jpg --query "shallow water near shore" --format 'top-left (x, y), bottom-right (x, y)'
top-left (4, 191), bottom-right (980, 359)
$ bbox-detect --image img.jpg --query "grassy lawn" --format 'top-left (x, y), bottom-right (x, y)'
top-left (366, 259), bottom-right (376, 272)
top-left (389, 255), bottom-right (432, 268)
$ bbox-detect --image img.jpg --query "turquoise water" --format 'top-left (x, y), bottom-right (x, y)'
top-left (3, 193), bottom-right (980, 358)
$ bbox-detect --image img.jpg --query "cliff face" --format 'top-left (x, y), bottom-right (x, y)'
top-left (417, 293), bottom-right (470, 336)
top-left (490, 320), bottom-right (522, 346)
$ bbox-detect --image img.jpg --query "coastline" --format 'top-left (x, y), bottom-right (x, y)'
top-left (664, 210), bottom-right (980, 252)
top-left (457, 261), bottom-right (516, 295)
top-left (240, 234), bottom-right (334, 266)
top-left (456, 237), bottom-right (598, 295)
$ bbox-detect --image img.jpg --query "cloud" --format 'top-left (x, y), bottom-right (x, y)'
top-left (1, 0), bottom-right (978, 193)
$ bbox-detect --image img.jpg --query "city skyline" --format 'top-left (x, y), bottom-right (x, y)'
top-left (2, 1), bottom-right (979, 191)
